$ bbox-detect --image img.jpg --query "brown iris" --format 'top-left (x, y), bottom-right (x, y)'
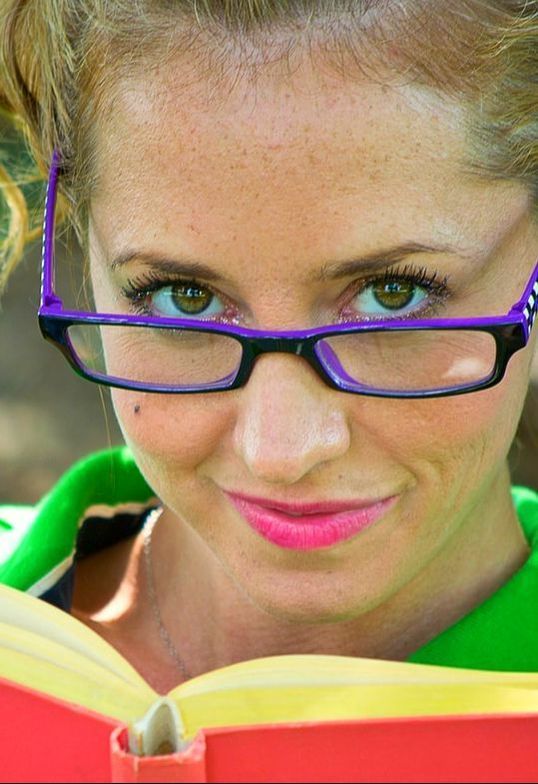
top-left (372, 280), bottom-right (415, 310)
top-left (171, 284), bottom-right (213, 314)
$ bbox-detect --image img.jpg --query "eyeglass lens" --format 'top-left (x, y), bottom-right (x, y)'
top-left (66, 323), bottom-right (497, 393)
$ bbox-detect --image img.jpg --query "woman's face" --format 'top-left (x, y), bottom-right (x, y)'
top-left (88, 52), bottom-right (537, 622)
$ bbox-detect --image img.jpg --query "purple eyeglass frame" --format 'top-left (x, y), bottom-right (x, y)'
top-left (39, 150), bottom-right (538, 398)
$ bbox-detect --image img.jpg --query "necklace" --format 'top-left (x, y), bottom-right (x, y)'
top-left (143, 507), bottom-right (192, 681)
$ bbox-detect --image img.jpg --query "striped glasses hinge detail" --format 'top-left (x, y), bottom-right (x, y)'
top-left (523, 281), bottom-right (538, 334)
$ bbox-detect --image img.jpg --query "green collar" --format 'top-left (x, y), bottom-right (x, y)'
top-left (0, 447), bottom-right (154, 592)
top-left (410, 486), bottom-right (538, 671)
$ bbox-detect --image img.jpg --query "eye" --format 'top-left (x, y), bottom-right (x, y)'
top-left (350, 269), bottom-right (446, 319)
top-left (150, 282), bottom-right (226, 319)
top-left (353, 278), bottom-right (427, 316)
top-left (368, 280), bottom-right (422, 311)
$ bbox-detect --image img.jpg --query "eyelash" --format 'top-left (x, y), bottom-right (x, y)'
top-left (121, 263), bottom-right (451, 322)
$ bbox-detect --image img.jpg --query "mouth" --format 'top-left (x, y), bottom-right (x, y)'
top-left (225, 492), bottom-right (398, 550)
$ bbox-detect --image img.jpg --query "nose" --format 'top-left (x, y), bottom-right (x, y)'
top-left (232, 354), bottom-right (351, 485)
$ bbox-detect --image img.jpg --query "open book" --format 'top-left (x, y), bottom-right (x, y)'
top-left (3, 581), bottom-right (538, 782)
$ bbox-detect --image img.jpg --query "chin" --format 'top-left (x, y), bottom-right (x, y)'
top-left (241, 578), bottom-right (385, 625)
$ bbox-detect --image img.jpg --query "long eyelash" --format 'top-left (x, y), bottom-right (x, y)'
top-left (369, 263), bottom-right (450, 294)
top-left (121, 270), bottom-right (198, 304)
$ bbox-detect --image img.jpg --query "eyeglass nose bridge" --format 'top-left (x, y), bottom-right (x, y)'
top-left (239, 334), bottom-right (340, 390)
top-left (249, 336), bottom-right (307, 356)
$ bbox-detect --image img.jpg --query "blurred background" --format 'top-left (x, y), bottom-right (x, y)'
top-left (0, 240), bottom-right (123, 502)
top-left (0, 127), bottom-right (536, 504)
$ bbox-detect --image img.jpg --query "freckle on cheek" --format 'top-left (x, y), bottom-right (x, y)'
top-left (134, 404), bottom-right (141, 414)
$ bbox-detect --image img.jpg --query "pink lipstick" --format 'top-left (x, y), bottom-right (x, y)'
top-left (226, 492), bottom-right (397, 550)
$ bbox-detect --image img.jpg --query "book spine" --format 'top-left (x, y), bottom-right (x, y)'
top-left (110, 727), bottom-right (207, 783)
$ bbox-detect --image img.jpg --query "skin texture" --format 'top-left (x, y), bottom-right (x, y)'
top-left (73, 50), bottom-right (537, 693)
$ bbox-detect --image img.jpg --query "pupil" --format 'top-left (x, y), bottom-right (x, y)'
top-left (171, 284), bottom-right (213, 314)
top-left (372, 280), bottom-right (414, 310)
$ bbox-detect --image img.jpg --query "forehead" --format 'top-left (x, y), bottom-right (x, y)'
top-left (90, 51), bottom-right (528, 263)
top-left (97, 54), bottom-right (462, 191)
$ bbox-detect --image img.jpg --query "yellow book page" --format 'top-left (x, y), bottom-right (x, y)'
top-left (173, 653), bottom-right (538, 695)
top-left (167, 655), bottom-right (538, 740)
top-left (0, 584), bottom-right (156, 720)
top-left (171, 682), bottom-right (538, 740)
top-left (0, 623), bottom-right (154, 723)
top-left (0, 583), bottom-right (147, 687)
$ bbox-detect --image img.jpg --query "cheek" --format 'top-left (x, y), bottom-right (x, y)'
top-left (111, 389), bottom-right (234, 472)
top-left (359, 356), bottom-right (529, 484)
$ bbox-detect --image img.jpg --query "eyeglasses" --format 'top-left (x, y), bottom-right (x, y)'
top-left (39, 151), bottom-right (538, 399)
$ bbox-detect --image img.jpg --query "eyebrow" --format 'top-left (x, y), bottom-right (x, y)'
top-left (110, 242), bottom-right (460, 282)
top-left (318, 242), bottom-right (460, 280)
top-left (110, 251), bottom-right (225, 281)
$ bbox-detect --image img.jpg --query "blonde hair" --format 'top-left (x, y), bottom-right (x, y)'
top-left (1, 0), bottom-right (538, 289)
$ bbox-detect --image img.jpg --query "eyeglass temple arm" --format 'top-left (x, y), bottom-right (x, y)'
top-left (509, 261), bottom-right (538, 341)
top-left (41, 149), bottom-right (62, 309)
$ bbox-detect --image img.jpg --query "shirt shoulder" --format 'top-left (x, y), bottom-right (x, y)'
top-left (410, 486), bottom-right (538, 671)
top-left (0, 447), bottom-right (156, 598)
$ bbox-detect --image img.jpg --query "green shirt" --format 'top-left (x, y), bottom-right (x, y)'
top-left (0, 447), bottom-right (537, 671)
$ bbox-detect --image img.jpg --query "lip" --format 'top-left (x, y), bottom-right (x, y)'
top-left (225, 492), bottom-right (398, 550)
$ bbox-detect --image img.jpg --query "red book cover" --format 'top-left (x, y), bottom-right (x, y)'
top-left (3, 675), bottom-right (538, 783)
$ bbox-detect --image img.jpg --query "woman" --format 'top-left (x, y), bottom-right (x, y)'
top-left (0, 1), bottom-right (537, 695)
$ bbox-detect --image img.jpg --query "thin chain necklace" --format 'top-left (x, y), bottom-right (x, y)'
top-left (143, 507), bottom-right (192, 681)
